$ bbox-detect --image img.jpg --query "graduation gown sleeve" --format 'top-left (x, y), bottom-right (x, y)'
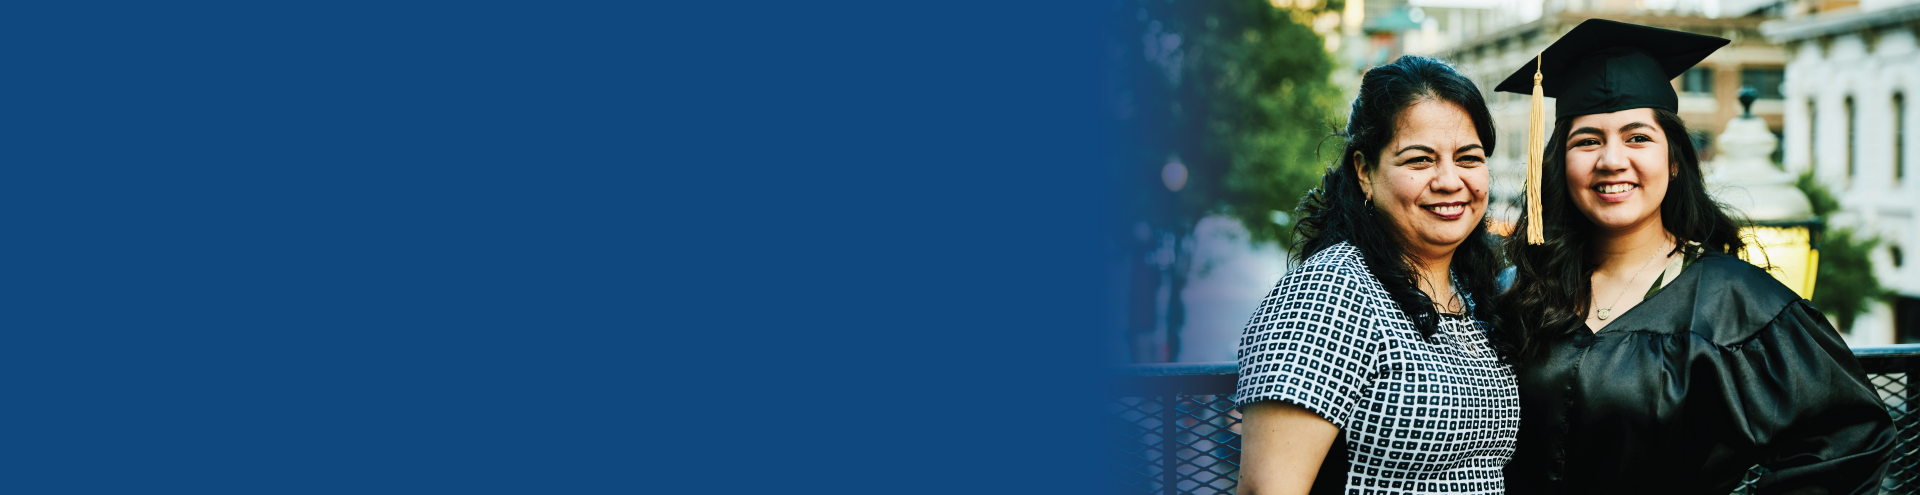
top-left (1728, 299), bottom-right (1895, 494)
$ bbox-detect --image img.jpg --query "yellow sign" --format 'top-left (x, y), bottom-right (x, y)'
top-left (1740, 226), bottom-right (1820, 299)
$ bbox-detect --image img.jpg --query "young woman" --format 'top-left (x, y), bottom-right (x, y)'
top-left (1234, 55), bottom-right (1516, 495)
top-left (1493, 19), bottom-right (1894, 495)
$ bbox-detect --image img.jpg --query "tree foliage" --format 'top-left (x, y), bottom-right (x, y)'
top-left (1795, 171), bottom-right (1840, 217)
top-left (1795, 172), bottom-right (1892, 332)
top-left (1813, 228), bottom-right (1887, 332)
top-left (1111, 0), bottom-right (1346, 361)
top-left (1115, 0), bottom-right (1346, 241)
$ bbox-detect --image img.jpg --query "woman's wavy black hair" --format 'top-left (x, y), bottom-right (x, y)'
top-left (1292, 55), bottom-right (1504, 343)
top-left (1493, 108), bottom-right (1745, 362)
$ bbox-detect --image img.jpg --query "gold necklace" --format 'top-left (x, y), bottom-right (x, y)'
top-left (1595, 242), bottom-right (1671, 321)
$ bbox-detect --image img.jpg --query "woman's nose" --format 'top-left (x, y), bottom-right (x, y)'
top-left (1433, 161), bottom-right (1466, 192)
top-left (1596, 144), bottom-right (1629, 172)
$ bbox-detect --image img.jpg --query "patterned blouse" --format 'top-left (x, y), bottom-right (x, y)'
top-left (1236, 242), bottom-right (1520, 495)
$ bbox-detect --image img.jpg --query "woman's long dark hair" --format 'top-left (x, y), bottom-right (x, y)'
top-left (1292, 55), bottom-right (1504, 343)
top-left (1493, 108), bottom-right (1744, 362)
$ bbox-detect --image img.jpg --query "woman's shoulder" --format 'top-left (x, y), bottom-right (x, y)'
top-left (1657, 249), bottom-right (1807, 345)
top-left (1688, 250), bottom-right (1801, 305)
top-left (1288, 242), bottom-right (1382, 288)
top-left (1298, 241), bottom-right (1369, 273)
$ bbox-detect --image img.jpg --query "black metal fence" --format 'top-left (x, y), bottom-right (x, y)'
top-left (1110, 344), bottom-right (1920, 495)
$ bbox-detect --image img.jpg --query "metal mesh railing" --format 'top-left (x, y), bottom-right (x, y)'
top-left (1110, 394), bottom-right (1242, 494)
top-left (1112, 345), bottom-right (1920, 495)
top-left (1872, 371), bottom-right (1920, 493)
top-left (1859, 346), bottom-right (1920, 494)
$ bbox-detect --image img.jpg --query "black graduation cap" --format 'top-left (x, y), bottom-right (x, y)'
top-left (1489, 18), bottom-right (1735, 117)
top-left (1495, 19), bottom-right (1729, 117)
top-left (1495, 19), bottom-right (1728, 244)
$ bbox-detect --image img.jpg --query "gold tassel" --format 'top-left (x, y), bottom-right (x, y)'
top-left (1525, 53), bottom-right (1546, 245)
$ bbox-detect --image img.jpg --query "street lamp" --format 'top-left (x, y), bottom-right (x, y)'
top-left (1711, 87), bottom-right (1822, 299)
top-left (1161, 159), bottom-right (1188, 192)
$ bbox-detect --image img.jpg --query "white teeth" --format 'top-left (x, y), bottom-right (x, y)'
top-left (1427, 204), bottom-right (1463, 215)
top-left (1596, 183), bottom-right (1636, 194)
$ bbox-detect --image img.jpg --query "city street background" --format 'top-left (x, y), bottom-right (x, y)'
top-left (1110, 0), bottom-right (1920, 363)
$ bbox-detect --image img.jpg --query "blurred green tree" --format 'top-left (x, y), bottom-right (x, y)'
top-left (1112, 0), bottom-right (1346, 362)
top-left (1795, 172), bottom-right (1892, 332)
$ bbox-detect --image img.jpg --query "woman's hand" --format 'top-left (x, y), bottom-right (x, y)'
top-left (1236, 400), bottom-right (1340, 495)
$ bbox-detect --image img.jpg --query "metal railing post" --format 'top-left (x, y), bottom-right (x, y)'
top-left (1164, 394), bottom-right (1178, 495)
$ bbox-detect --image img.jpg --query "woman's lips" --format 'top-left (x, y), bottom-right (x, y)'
top-left (1423, 202), bottom-right (1466, 220)
top-left (1593, 182), bottom-right (1638, 203)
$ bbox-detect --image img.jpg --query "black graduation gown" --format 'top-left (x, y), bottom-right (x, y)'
top-left (1505, 251), bottom-right (1895, 495)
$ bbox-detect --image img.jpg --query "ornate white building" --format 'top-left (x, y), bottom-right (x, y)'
top-left (1763, 1), bottom-right (1920, 345)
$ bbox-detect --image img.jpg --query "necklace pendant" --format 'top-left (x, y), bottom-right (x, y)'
top-left (1597, 308), bottom-right (1611, 320)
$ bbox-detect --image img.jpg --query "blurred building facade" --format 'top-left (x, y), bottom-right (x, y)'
top-left (1762, 0), bottom-right (1920, 344)
top-left (1343, 0), bottom-right (1541, 67)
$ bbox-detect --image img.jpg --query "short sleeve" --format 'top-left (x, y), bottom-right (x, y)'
top-left (1722, 300), bottom-right (1895, 494)
top-left (1234, 262), bottom-right (1381, 429)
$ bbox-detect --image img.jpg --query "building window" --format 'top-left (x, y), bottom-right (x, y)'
top-left (1898, 93), bottom-right (1907, 184)
top-left (1810, 100), bottom-right (1819, 174)
top-left (1847, 96), bottom-right (1857, 181)
top-left (1743, 68), bottom-right (1786, 99)
top-left (1900, 296), bottom-right (1920, 344)
top-left (1681, 67), bottom-right (1715, 95)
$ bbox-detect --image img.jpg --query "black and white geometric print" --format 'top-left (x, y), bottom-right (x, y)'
top-left (1236, 242), bottom-right (1520, 495)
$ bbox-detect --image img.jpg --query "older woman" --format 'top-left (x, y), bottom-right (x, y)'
top-left (1492, 20), bottom-right (1893, 494)
top-left (1234, 55), bottom-right (1516, 495)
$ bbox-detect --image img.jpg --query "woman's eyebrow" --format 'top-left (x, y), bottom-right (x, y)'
top-left (1620, 122), bottom-right (1655, 133)
top-left (1395, 144), bottom-right (1436, 156)
top-left (1568, 126), bottom-right (1603, 139)
top-left (1455, 144), bottom-right (1484, 154)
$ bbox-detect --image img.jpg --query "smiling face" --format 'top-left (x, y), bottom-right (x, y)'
top-left (1356, 98), bottom-right (1490, 263)
top-left (1563, 107), bottom-right (1671, 234)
